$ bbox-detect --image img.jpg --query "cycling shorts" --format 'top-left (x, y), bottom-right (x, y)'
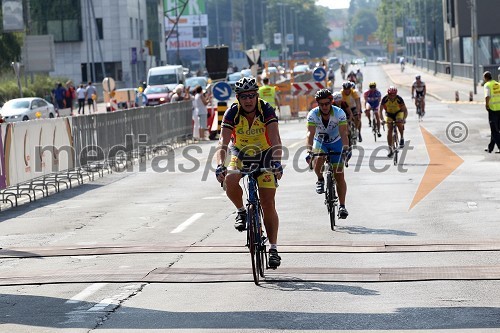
top-left (415, 91), bottom-right (425, 98)
top-left (351, 107), bottom-right (360, 116)
top-left (312, 138), bottom-right (344, 167)
top-left (228, 149), bottom-right (277, 189)
top-left (385, 110), bottom-right (404, 123)
top-left (365, 103), bottom-right (379, 112)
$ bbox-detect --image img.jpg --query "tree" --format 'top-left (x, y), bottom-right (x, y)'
top-left (0, 5), bottom-right (23, 71)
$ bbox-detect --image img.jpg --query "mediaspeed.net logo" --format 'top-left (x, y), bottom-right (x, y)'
top-left (409, 122), bottom-right (465, 210)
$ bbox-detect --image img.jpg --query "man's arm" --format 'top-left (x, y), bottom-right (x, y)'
top-left (216, 127), bottom-right (232, 167)
top-left (266, 122), bottom-right (283, 179)
top-left (355, 97), bottom-right (362, 114)
top-left (306, 125), bottom-right (316, 151)
top-left (401, 103), bottom-right (408, 119)
top-left (339, 123), bottom-right (349, 147)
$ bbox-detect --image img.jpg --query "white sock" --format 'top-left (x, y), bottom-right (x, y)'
top-left (237, 207), bottom-right (245, 213)
top-left (270, 244), bottom-right (277, 250)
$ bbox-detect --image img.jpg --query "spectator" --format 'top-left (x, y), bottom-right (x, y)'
top-left (171, 84), bottom-right (190, 102)
top-left (76, 84), bottom-right (86, 114)
top-left (193, 85), bottom-right (210, 140)
top-left (53, 83), bottom-right (66, 110)
top-left (65, 81), bottom-right (75, 113)
top-left (85, 81), bottom-right (97, 113)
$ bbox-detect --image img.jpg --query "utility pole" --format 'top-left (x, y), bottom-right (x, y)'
top-left (471, 0), bottom-right (478, 94)
top-left (392, 0), bottom-right (397, 62)
top-left (424, 0), bottom-right (429, 71)
top-left (447, 0), bottom-right (454, 78)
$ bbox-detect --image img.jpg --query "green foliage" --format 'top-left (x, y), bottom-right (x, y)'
top-left (0, 74), bottom-right (68, 104)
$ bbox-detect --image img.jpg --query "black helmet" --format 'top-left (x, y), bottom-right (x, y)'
top-left (314, 88), bottom-right (333, 101)
top-left (234, 77), bottom-right (258, 94)
top-left (342, 81), bottom-right (351, 89)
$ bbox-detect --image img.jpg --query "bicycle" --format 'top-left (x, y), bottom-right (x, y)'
top-left (308, 151), bottom-right (347, 230)
top-left (389, 119), bottom-right (405, 166)
top-left (348, 119), bottom-right (358, 147)
top-left (226, 166), bottom-right (274, 285)
top-left (415, 96), bottom-right (424, 121)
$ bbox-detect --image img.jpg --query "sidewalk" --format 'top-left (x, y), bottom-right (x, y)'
top-left (382, 64), bottom-right (483, 104)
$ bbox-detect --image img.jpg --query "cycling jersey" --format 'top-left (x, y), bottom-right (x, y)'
top-left (341, 89), bottom-right (360, 112)
top-left (381, 94), bottom-right (405, 114)
top-left (306, 105), bottom-right (347, 144)
top-left (412, 80), bottom-right (426, 97)
top-left (363, 89), bottom-right (381, 109)
top-left (222, 99), bottom-right (278, 156)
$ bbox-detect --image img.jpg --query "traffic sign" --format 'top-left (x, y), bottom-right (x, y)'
top-left (213, 81), bottom-right (232, 101)
top-left (313, 67), bottom-right (327, 82)
top-left (102, 77), bottom-right (116, 92)
top-left (292, 82), bottom-right (326, 96)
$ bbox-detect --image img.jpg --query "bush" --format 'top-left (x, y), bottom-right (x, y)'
top-left (0, 73), bottom-right (69, 104)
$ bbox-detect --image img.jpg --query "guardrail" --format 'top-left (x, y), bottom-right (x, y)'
top-left (0, 101), bottom-right (192, 210)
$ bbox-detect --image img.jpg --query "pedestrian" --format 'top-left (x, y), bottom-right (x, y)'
top-left (193, 85), bottom-right (210, 140)
top-left (170, 84), bottom-right (190, 102)
top-left (85, 81), bottom-right (97, 113)
top-left (483, 71), bottom-right (500, 153)
top-left (65, 81), bottom-right (75, 113)
top-left (53, 82), bottom-right (66, 110)
top-left (76, 84), bottom-right (86, 114)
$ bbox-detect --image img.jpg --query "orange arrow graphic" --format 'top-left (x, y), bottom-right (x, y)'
top-left (409, 126), bottom-right (464, 210)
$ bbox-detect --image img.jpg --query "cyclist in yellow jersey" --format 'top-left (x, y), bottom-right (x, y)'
top-left (215, 77), bottom-right (283, 269)
top-left (380, 86), bottom-right (408, 157)
top-left (258, 77), bottom-right (280, 112)
top-left (341, 81), bottom-right (362, 142)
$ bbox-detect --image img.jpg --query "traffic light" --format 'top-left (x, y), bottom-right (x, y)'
top-left (145, 40), bottom-right (153, 55)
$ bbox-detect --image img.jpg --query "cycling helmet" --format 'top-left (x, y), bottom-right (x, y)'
top-left (349, 81), bottom-right (356, 89)
top-left (332, 91), bottom-right (342, 102)
top-left (369, 81), bottom-right (376, 88)
top-left (342, 81), bottom-right (352, 89)
top-left (234, 77), bottom-right (258, 94)
top-left (415, 75), bottom-right (421, 80)
top-left (387, 86), bottom-right (398, 94)
top-left (314, 88), bottom-right (333, 101)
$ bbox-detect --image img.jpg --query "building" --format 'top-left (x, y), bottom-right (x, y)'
top-left (27, 0), bottom-right (166, 88)
top-left (444, 0), bottom-right (500, 66)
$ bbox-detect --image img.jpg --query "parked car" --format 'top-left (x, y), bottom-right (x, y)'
top-left (240, 68), bottom-right (253, 78)
top-left (0, 97), bottom-right (56, 122)
top-left (293, 64), bottom-right (310, 75)
top-left (143, 85), bottom-right (171, 106)
top-left (227, 72), bottom-right (243, 93)
top-left (185, 76), bottom-right (208, 91)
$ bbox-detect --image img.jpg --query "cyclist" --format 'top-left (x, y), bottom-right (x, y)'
top-left (355, 68), bottom-right (364, 91)
top-left (341, 81), bottom-right (363, 142)
top-left (363, 81), bottom-right (382, 137)
top-left (215, 77), bottom-right (283, 269)
top-left (306, 89), bottom-right (349, 219)
top-left (380, 86), bottom-right (408, 157)
top-left (347, 71), bottom-right (357, 84)
top-left (411, 75), bottom-right (426, 116)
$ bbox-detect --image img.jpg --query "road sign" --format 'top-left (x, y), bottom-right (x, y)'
top-left (102, 77), bottom-right (116, 92)
top-left (313, 67), bottom-right (327, 82)
top-left (212, 81), bottom-right (231, 101)
top-left (291, 82), bottom-right (326, 96)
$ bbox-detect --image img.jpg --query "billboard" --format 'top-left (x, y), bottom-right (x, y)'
top-left (22, 35), bottom-right (55, 72)
top-left (164, 0), bottom-right (208, 51)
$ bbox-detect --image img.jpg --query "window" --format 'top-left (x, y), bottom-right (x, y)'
top-left (29, 0), bottom-right (82, 42)
top-left (95, 18), bottom-right (103, 40)
top-left (130, 18), bottom-right (134, 39)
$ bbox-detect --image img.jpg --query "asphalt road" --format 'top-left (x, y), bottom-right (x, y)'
top-left (1, 63), bottom-right (500, 332)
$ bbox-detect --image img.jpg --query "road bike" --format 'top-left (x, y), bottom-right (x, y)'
top-left (348, 119), bottom-right (358, 147)
top-left (226, 166), bottom-right (274, 285)
top-left (309, 151), bottom-right (347, 230)
top-left (388, 119), bottom-right (404, 166)
top-left (415, 96), bottom-right (424, 121)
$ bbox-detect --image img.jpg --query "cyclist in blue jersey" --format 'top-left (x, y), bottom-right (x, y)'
top-left (363, 81), bottom-right (382, 137)
top-left (305, 89), bottom-right (350, 219)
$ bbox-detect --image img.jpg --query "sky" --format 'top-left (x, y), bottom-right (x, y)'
top-left (316, 0), bottom-right (350, 9)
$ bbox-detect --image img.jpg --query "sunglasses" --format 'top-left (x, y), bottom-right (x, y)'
top-left (318, 102), bottom-right (331, 107)
top-left (238, 93), bottom-right (257, 100)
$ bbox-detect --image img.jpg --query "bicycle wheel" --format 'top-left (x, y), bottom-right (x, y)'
top-left (256, 205), bottom-right (266, 277)
top-left (326, 172), bottom-right (336, 230)
top-left (247, 205), bottom-right (260, 285)
top-left (393, 129), bottom-right (399, 166)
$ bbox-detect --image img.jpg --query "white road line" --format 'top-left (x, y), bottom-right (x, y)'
top-left (171, 213), bottom-right (204, 233)
top-left (202, 196), bottom-right (223, 200)
top-left (65, 283), bottom-right (108, 304)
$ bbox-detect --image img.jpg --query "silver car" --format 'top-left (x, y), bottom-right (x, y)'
top-left (0, 97), bottom-right (57, 122)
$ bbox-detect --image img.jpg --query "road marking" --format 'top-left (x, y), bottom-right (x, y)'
top-left (65, 283), bottom-right (107, 304)
top-left (467, 202), bottom-right (478, 209)
top-left (287, 139), bottom-right (304, 149)
top-left (202, 196), bottom-right (222, 200)
top-left (171, 213), bottom-right (204, 233)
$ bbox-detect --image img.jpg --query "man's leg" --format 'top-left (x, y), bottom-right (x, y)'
top-left (491, 111), bottom-right (500, 151)
top-left (259, 188), bottom-right (278, 246)
top-left (224, 173), bottom-right (244, 209)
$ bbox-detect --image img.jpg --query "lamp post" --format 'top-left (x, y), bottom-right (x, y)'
top-left (471, 0), bottom-right (478, 94)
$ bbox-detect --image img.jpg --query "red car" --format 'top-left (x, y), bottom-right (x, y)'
top-left (144, 85), bottom-right (171, 106)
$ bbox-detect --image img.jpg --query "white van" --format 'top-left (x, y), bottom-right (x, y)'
top-left (147, 65), bottom-right (185, 91)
